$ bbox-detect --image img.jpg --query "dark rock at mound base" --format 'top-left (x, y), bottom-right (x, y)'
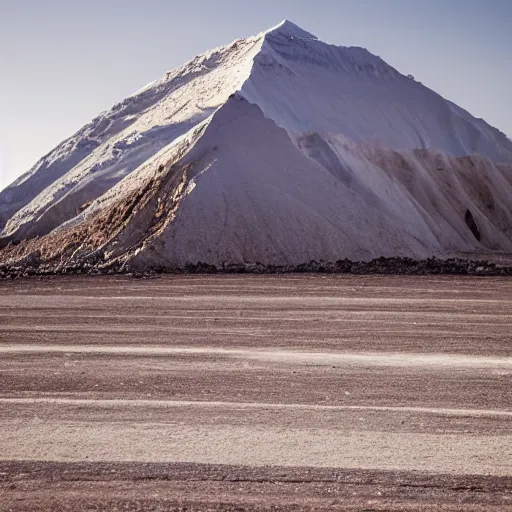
top-left (1, 256), bottom-right (512, 280)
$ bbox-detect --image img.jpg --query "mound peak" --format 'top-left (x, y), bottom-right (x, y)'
top-left (263, 19), bottom-right (318, 40)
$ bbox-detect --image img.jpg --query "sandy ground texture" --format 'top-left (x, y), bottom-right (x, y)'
top-left (0, 274), bottom-right (511, 511)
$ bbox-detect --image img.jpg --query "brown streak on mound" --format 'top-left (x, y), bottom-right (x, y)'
top-left (0, 160), bottom-right (191, 269)
top-left (361, 147), bottom-right (512, 246)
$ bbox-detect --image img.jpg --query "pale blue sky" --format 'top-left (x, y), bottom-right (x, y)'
top-left (0, 0), bottom-right (510, 189)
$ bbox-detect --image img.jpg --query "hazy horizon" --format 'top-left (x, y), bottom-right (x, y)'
top-left (1, 0), bottom-right (511, 190)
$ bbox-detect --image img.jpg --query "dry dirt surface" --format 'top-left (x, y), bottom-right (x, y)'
top-left (0, 274), bottom-right (511, 511)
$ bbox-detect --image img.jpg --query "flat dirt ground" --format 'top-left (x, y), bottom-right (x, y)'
top-left (0, 274), bottom-right (511, 511)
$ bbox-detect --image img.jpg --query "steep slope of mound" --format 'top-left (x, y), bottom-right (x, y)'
top-left (0, 33), bottom-right (264, 240)
top-left (242, 22), bottom-right (512, 160)
top-left (128, 97), bottom-right (441, 267)
top-left (1, 20), bottom-right (512, 271)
